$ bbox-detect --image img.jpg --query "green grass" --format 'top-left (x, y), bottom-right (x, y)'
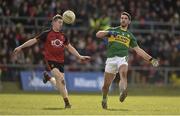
top-left (0, 83), bottom-right (180, 115)
top-left (0, 92), bottom-right (180, 115)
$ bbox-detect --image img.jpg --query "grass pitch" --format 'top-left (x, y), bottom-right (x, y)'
top-left (0, 87), bottom-right (180, 115)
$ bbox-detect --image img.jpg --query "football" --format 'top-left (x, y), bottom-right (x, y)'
top-left (62, 10), bottom-right (76, 24)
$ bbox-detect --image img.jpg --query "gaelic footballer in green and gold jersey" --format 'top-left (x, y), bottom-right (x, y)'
top-left (106, 26), bottom-right (138, 58)
top-left (96, 11), bottom-right (159, 109)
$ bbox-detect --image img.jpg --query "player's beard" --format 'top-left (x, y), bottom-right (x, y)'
top-left (121, 23), bottom-right (128, 28)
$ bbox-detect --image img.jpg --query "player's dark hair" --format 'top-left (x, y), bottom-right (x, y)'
top-left (121, 12), bottom-right (131, 21)
top-left (52, 14), bottom-right (62, 21)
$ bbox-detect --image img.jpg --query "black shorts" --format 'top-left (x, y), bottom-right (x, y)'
top-left (45, 60), bottom-right (64, 73)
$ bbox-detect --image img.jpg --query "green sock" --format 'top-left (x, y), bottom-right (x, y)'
top-left (102, 94), bottom-right (107, 102)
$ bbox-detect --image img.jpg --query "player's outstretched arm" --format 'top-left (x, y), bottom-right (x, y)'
top-left (133, 46), bottom-right (159, 67)
top-left (66, 44), bottom-right (91, 62)
top-left (96, 31), bottom-right (109, 38)
top-left (13, 38), bottom-right (38, 55)
top-left (96, 30), bottom-right (119, 38)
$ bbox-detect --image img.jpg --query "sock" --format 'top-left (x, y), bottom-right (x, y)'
top-left (47, 77), bottom-right (51, 81)
top-left (45, 73), bottom-right (51, 80)
top-left (63, 97), bottom-right (70, 105)
top-left (102, 94), bottom-right (107, 102)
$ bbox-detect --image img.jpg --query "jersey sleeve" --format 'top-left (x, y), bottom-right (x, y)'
top-left (129, 33), bottom-right (138, 48)
top-left (35, 30), bottom-right (49, 43)
top-left (106, 27), bottom-right (113, 31)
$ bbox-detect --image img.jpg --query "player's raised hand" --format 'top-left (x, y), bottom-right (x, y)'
top-left (79, 55), bottom-right (91, 63)
top-left (150, 58), bottom-right (159, 67)
top-left (13, 46), bottom-right (22, 56)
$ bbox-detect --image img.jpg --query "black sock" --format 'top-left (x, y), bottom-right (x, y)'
top-left (63, 98), bottom-right (70, 105)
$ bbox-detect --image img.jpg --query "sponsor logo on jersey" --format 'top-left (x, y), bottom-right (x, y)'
top-left (51, 39), bottom-right (63, 47)
top-left (109, 35), bottom-right (130, 47)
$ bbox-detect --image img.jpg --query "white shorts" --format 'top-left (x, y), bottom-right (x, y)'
top-left (105, 56), bottom-right (128, 74)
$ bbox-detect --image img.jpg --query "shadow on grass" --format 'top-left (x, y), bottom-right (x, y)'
top-left (42, 107), bottom-right (65, 110)
top-left (106, 108), bottom-right (129, 111)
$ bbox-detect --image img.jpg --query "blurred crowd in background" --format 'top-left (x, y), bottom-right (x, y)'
top-left (0, 0), bottom-right (180, 83)
top-left (1, 0), bottom-right (180, 22)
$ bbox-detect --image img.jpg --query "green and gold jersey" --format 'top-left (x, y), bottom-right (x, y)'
top-left (107, 26), bottom-right (138, 58)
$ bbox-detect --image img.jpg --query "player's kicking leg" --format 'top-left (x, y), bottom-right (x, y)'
top-left (101, 72), bottom-right (115, 109)
top-left (118, 64), bottom-right (128, 102)
top-left (43, 70), bottom-right (71, 108)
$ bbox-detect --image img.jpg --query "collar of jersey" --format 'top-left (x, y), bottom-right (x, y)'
top-left (120, 26), bottom-right (127, 31)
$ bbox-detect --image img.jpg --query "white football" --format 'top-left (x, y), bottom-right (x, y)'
top-left (62, 10), bottom-right (76, 24)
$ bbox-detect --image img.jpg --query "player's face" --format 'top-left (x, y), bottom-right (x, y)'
top-left (120, 15), bottom-right (130, 27)
top-left (53, 19), bottom-right (63, 30)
